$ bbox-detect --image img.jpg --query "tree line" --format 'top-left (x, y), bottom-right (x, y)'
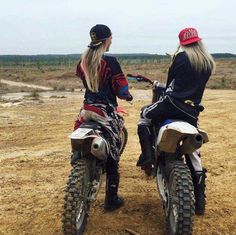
top-left (0, 53), bottom-right (235, 66)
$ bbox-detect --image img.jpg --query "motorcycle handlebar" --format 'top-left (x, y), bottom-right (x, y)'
top-left (127, 73), bottom-right (154, 85)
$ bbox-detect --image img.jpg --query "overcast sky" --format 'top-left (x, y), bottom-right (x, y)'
top-left (1, 0), bottom-right (235, 55)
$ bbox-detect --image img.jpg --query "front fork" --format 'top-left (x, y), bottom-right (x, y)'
top-left (156, 154), bottom-right (169, 214)
top-left (86, 159), bottom-right (104, 203)
top-left (88, 167), bottom-right (103, 202)
top-left (152, 81), bottom-right (166, 103)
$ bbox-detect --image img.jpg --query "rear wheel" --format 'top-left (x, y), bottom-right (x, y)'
top-left (62, 159), bottom-right (90, 235)
top-left (166, 162), bottom-right (195, 235)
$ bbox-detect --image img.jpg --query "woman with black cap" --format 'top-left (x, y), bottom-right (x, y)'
top-left (75, 24), bottom-right (133, 211)
top-left (136, 27), bottom-right (215, 215)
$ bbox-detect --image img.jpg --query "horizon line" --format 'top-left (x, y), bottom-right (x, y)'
top-left (0, 52), bottom-right (236, 56)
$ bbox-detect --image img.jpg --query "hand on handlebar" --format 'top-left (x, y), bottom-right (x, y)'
top-left (126, 94), bottom-right (133, 102)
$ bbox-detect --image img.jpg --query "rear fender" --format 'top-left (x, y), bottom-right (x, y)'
top-left (69, 126), bottom-right (109, 160)
top-left (157, 121), bottom-right (208, 154)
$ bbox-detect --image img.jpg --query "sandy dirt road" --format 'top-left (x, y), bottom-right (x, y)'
top-left (1, 79), bottom-right (53, 91)
top-left (0, 89), bottom-right (236, 235)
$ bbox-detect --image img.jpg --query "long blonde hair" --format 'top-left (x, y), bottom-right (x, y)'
top-left (179, 41), bottom-right (216, 74)
top-left (181, 41), bottom-right (216, 73)
top-left (81, 40), bottom-right (110, 92)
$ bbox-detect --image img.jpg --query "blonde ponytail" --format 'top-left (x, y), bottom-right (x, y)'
top-left (81, 42), bottom-right (108, 92)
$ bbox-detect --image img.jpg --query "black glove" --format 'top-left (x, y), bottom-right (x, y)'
top-left (126, 94), bottom-right (133, 102)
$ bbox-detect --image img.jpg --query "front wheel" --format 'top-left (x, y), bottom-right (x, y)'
top-left (166, 162), bottom-right (195, 235)
top-left (62, 159), bottom-right (90, 235)
top-left (119, 126), bottom-right (128, 156)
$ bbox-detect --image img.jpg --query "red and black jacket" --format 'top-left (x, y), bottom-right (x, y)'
top-left (76, 55), bottom-right (131, 107)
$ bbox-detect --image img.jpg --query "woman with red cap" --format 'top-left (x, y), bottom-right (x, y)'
top-left (136, 27), bottom-right (215, 215)
top-left (75, 24), bottom-right (133, 211)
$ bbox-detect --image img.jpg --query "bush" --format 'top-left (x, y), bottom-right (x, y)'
top-left (27, 90), bottom-right (40, 99)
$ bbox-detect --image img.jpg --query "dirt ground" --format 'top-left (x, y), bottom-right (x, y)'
top-left (0, 88), bottom-right (236, 235)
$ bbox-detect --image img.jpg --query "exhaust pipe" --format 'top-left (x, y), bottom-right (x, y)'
top-left (91, 137), bottom-right (108, 160)
top-left (179, 133), bottom-right (203, 154)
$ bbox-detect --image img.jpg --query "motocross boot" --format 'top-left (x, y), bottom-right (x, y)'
top-left (104, 174), bottom-right (124, 212)
top-left (136, 124), bottom-right (155, 167)
top-left (192, 168), bottom-right (207, 215)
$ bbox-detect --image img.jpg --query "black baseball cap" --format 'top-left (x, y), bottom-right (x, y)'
top-left (89, 24), bottom-right (112, 48)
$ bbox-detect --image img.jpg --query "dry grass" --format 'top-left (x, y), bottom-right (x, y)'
top-left (0, 59), bottom-right (235, 95)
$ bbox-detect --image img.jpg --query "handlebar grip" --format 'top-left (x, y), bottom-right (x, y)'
top-left (127, 73), bottom-right (153, 84)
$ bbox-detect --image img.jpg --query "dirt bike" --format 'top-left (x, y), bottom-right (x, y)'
top-left (127, 73), bottom-right (209, 235)
top-left (62, 107), bottom-right (128, 235)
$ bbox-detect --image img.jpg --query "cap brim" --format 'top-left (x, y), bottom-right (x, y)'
top-left (88, 41), bottom-right (103, 48)
top-left (181, 37), bottom-right (202, 46)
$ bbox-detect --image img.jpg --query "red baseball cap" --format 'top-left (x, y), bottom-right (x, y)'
top-left (178, 28), bottom-right (202, 46)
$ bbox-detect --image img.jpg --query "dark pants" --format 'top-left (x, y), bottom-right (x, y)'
top-left (106, 156), bottom-right (119, 177)
top-left (105, 156), bottom-right (120, 195)
top-left (104, 156), bottom-right (123, 210)
top-left (141, 97), bottom-right (198, 127)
